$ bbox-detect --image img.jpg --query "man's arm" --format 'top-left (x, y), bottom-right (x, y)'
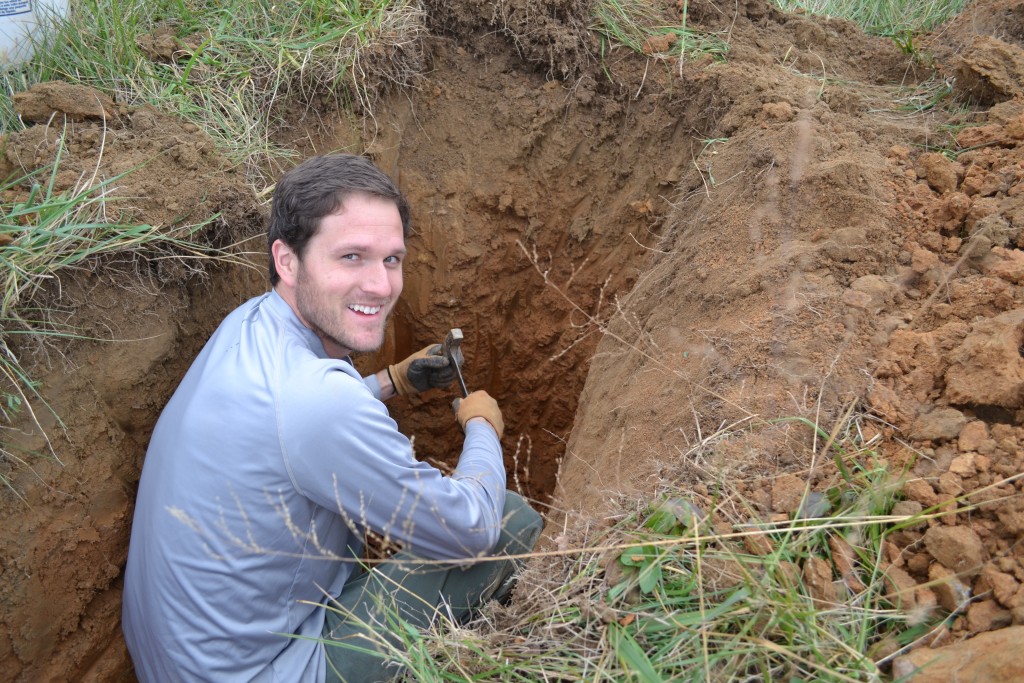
top-left (373, 368), bottom-right (397, 401)
top-left (359, 370), bottom-right (396, 401)
top-left (283, 366), bottom-right (505, 559)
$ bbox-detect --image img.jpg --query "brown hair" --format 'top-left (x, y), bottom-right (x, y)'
top-left (267, 154), bottom-right (411, 285)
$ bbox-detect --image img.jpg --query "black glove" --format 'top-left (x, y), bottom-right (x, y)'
top-left (388, 344), bottom-right (457, 395)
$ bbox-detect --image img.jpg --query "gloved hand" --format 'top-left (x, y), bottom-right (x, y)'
top-left (388, 344), bottom-right (456, 396)
top-left (453, 390), bottom-right (504, 439)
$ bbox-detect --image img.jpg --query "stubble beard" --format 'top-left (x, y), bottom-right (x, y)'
top-left (295, 279), bottom-right (389, 356)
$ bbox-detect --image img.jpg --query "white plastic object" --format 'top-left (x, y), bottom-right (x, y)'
top-left (0, 0), bottom-right (70, 66)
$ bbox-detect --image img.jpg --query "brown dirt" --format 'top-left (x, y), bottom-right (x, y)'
top-left (2, 0), bottom-right (1024, 680)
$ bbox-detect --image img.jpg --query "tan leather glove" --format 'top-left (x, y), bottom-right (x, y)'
top-left (453, 390), bottom-right (504, 439)
top-left (388, 344), bottom-right (456, 396)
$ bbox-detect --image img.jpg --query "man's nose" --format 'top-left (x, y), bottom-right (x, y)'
top-left (361, 261), bottom-right (393, 296)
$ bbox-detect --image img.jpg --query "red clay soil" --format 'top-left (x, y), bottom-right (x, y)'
top-left (1, 0), bottom-right (1023, 681)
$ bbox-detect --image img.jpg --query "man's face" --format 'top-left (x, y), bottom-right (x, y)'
top-left (279, 193), bottom-right (405, 357)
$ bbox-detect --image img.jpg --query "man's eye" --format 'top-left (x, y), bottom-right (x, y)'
top-left (341, 254), bottom-right (359, 261)
top-left (385, 255), bottom-right (402, 264)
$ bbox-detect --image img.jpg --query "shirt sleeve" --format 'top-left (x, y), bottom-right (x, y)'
top-left (362, 372), bottom-right (383, 400)
top-left (277, 362), bottom-right (505, 559)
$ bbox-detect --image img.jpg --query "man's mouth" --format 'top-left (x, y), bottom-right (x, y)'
top-left (348, 304), bottom-right (382, 316)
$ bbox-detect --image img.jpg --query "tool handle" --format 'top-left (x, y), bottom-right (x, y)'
top-left (443, 328), bottom-right (469, 397)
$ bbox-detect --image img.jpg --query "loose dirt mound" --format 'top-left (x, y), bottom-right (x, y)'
top-left (556, 0), bottom-right (1024, 675)
top-left (2, 0), bottom-right (1024, 680)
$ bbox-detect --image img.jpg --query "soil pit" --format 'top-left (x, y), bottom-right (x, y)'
top-left (2, 0), bottom-right (1024, 681)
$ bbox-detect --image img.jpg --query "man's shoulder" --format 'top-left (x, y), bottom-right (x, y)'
top-left (277, 356), bottom-right (369, 414)
top-left (204, 292), bottom-right (275, 347)
top-left (214, 292), bottom-right (316, 361)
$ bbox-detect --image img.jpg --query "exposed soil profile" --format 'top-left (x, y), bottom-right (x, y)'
top-left (1, 0), bottom-right (1024, 680)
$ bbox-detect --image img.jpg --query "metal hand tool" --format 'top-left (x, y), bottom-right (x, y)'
top-left (442, 328), bottom-right (469, 397)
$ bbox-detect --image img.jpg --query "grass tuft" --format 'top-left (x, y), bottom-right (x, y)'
top-left (0, 130), bottom-right (241, 495)
top-left (1, 0), bottom-right (426, 189)
top-left (334, 410), bottom-right (961, 681)
top-left (772, 0), bottom-right (968, 40)
top-left (590, 0), bottom-right (729, 65)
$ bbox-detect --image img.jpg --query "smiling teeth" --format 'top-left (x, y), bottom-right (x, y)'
top-left (349, 304), bottom-right (381, 315)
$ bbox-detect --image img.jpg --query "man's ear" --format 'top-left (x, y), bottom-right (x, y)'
top-left (271, 239), bottom-right (299, 287)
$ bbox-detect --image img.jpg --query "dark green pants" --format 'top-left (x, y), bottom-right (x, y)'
top-left (322, 491), bottom-right (543, 683)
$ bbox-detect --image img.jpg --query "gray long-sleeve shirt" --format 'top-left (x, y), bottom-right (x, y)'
top-left (122, 290), bottom-right (505, 682)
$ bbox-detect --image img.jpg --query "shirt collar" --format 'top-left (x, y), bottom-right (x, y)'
top-left (265, 289), bottom-right (332, 358)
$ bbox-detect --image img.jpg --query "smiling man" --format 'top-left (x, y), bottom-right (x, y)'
top-left (274, 191), bottom-right (405, 359)
top-left (122, 154), bottom-right (542, 683)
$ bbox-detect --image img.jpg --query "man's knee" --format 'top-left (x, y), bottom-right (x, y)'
top-left (499, 491), bottom-right (543, 555)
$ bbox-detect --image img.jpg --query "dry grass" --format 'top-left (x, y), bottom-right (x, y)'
top-left (310, 409), bottom-right (1006, 682)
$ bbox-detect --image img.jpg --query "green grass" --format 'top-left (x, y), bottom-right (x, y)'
top-left (590, 0), bottom-right (729, 63)
top-left (772, 0), bottom-right (967, 39)
top-left (320, 412), bottom-right (970, 681)
top-left (1, 0), bottom-right (425, 188)
top-left (0, 130), bottom-right (240, 497)
top-left (590, 0), bottom-right (966, 66)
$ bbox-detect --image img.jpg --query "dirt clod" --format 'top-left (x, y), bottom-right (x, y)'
top-left (910, 407), bottom-right (968, 442)
top-left (893, 625), bottom-right (1024, 681)
top-left (924, 525), bottom-right (987, 577)
top-left (944, 308), bottom-right (1024, 408)
top-left (12, 81), bottom-right (118, 123)
top-left (953, 35), bottom-right (1024, 105)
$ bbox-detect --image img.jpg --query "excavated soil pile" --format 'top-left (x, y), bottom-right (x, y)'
top-left (1, 0), bottom-right (1023, 680)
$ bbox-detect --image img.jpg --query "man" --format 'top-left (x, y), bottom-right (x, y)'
top-left (122, 153), bottom-right (542, 682)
